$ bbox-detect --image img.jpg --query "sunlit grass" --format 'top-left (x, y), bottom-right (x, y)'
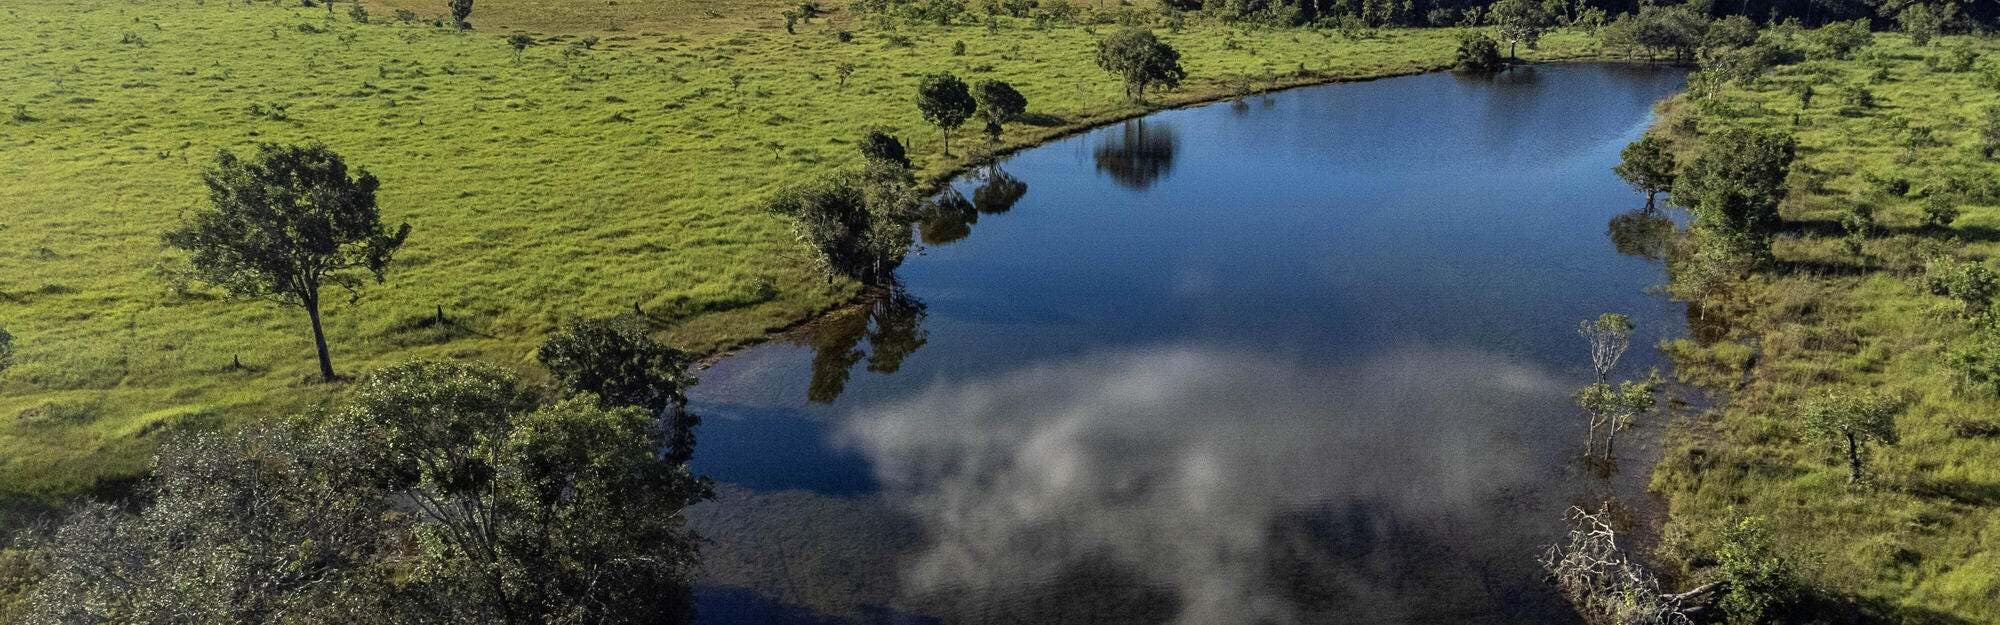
top-left (1650, 33), bottom-right (2000, 623)
top-left (0, 1), bottom-right (1600, 497)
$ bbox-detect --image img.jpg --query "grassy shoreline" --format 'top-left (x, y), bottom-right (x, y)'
top-left (1642, 33), bottom-right (2000, 623)
top-left (0, 1), bottom-right (1602, 499)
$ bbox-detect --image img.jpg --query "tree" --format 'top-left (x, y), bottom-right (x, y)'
top-left (1095, 29), bottom-right (1186, 102)
top-left (0, 326), bottom-right (13, 379)
top-left (24, 425), bottom-right (399, 624)
top-left (973, 79), bottom-right (1028, 141)
top-left (1454, 30), bottom-right (1504, 73)
top-left (858, 129), bottom-right (911, 169)
top-left (163, 143), bottom-right (410, 382)
top-left (1490, 0), bottom-right (1549, 59)
top-left (1810, 19), bottom-right (1873, 60)
top-left (1614, 135), bottom-right (1676, 209)
top-left (835, 62), bottom-right (856, 89)
top-left (332, 360), bottom-right (708, 625)
top-left (507, 33), bottom-right (533, 59)
top-left (448, 0), bottom-right (474, 29)
top-left (1897, 2), bottom-right (1954, 47)
top-left (1574, 378), bottom-right (1655, 460)
top-left (1670, 129), bottom-right (1795, 260)
top-left (916, 72), bottom-right (976, 156)
top-left (766, 164), bottom-right (920, 285)
top-left (1801, 389), bottom-right (1902, 484)
top-left (537, 316), bottom-right (701, 464)
top-left (1714, 513), bottom-right (1804, 623)
top-left (1578, 313), bottom-right (1633, 383)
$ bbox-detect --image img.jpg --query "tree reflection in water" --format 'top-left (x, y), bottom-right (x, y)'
top-left (920, 166), bottom-right (1031, 247)
top-left (1093, 119), bottom-right (1178, 191)
top-left (1605, 208), bottom-right (1676, 262)
top-left (804, 287), bottom-right (928, 403)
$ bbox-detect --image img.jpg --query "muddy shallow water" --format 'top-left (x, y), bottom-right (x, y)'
top-left (684, 64), bottom-right (1690, 625)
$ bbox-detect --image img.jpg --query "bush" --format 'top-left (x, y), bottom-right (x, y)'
top-left (1714, 514), bottom-right (1805, 624)
top-left (1454, 30), bottom-right (1504, 73)
top-left (1810, 19), bottom-right (1872, 60)
top-left (1925, 257), bottom-right (1999, 315)
top-left (1923, 195), bottom-right (1962, 228)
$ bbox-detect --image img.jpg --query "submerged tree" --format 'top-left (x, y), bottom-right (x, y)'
top-left (916, 72), bottom-right (976, 156)
top-left (1578, 313), bottom-right (1634, 383)
top-left (1541, 505), bottom-right (1713, 625)
top-left (1801, 389), bottom-right (1901, 484)
top-left (1574, 377), bottom-right (1656, 460)
top-left (163, 143), bottom-right (410, 382)
top-left (1095, 28), bottom-right (1186, 102)
top-left (1614, 135), bottom-right (1676, 209)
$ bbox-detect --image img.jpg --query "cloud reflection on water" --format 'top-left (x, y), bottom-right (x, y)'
top-left (818, 344), bottom-right (1574, 624)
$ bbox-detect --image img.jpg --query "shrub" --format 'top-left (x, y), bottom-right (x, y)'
top-left (1923, 195), bottom-right (1962, 228)
top-left (1714, 514), bottom-right (1805, 623)
top-left (1455, 30), bottom-right (1504, 73)
top-left (1925, 257), bottom-right (1999, 315)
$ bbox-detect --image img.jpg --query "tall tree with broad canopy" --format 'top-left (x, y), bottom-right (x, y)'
top-left (916, 73), bottom-right (976, 156)
top-left (973, 79), bottom-right (1028, 141)
top-left (1801, 389), bottom-right (1902, 484)
top-left (163, 143), bottom-right (410, 382)
top-left (766, 163), bottom-right (921, 285)
top-left (1490, 0), bottom-right (1549, 59)
top-left (1671, 128), bottom-right (1795, 260)
top-left (1094, 29), bottom-right (1186, 102)
top-left (1614, 134), bottom-right (1676, 209)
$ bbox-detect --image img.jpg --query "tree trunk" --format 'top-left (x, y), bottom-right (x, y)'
top-left (305, 295), bottom-right (336, 382)
top-left (1604, 421), bottom-right (1619, 460)
top-left (942, 127), bottom-right (951, 157)
top-left (1845, 433), bottom-right (1862, 484)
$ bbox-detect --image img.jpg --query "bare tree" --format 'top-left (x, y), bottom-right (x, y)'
top-left (1579, 313), bottom-right (1634, 383)
top-left (1542, 505), bottom-right (1719, 625)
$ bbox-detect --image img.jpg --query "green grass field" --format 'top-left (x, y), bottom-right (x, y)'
top-left (1647, 33), bottom-right (2000, 624)
top-left (0, 1), bottom-right (1598, 498)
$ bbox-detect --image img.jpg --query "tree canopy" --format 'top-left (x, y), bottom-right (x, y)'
top-left (163, 143), bottom-right (410, 381)
top-left (916, 72), bottom-right (976, 156)
top-left (1094, 29), bottom-right (1186, 102)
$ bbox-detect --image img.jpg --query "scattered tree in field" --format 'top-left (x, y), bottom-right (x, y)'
top-left (916, 72), bottom-right (976, 156)
top-left (348, 2), bottom-right (369, 23)
top-left (1490, 0), bottom-right (1549, 59)
top-left (1840, 202), bottom-right (1876, 258)
top-left (507, 33), bottom-right (533, 59)
top-left (1454, 30), bottom-right (1504, 73)
top-left (1810, 19), bottom-right (1872, 60)
top-left (1095, 28), bottom-right (1186, 102)
top-left (766, 164), bottom-right (920, 285)
top-left (448, 0), bottom-right (474, 29)
top-left (1981, 105), bottom-right (2000, 159)
top-left (835, 62), bottom-right (856, 89)
top-left (1923, 256), bottom-right (1997, 316)
top-left (1671, 128), bottom-right (1795, 259)
top-left (163, 143), bottom-right (410, 382)
top-left (1714, 513), bottom-right (1805, 624)
top-left (1614, 135), bottom-right (1675, 209)
top-left (1578, 313), bottom-right (1633, 383)
top-left (1923, 194), bottom-right (1962, 228)
top-left (538, 316), bottom-right (701, 463)
top-left (973, 79), bottom-right (1027, 141)
top-left (858, 129), bottom-right (911, 169)
top-left (1801, 389), bottom-right (1902, 484)
top-left (1897, 2), bottom-right (1955, 47)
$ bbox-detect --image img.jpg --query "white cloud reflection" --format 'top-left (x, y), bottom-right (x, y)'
top-left (833, 344), bottom-right (1572, 625)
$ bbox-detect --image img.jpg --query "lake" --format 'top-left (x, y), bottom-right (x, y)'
top-left (684, 63), bottom-right (1690, 625)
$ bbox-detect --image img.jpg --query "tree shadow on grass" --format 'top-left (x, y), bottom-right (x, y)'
top-left (1016, 112), bottom-right (1067, 127)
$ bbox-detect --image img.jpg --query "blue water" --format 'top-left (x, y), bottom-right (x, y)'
top-left (686, 64), bottom-right (1689, 625)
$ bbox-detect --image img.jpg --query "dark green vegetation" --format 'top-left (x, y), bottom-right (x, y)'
top-left (0, 0), bottom-right (1599, 499)
top-left (17, 355), bottom-right (708, 624)
top-left (1619, 21), bottom-right (2000, 624)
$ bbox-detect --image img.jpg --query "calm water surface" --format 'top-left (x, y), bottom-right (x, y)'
top-left (685, 64), bottom-right (1690, 625)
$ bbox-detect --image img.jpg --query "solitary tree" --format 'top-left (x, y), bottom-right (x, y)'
top-left (448, 0), bottom-right (474, 29)
top-left (916, 72), bottom-right (976, 156)
top-left (537, 316), bottom-right (702, 464)
top-left (1454, 30), bottom-right (1504, 73)
top-left (858, 129), bottom-right (911, 169)
top-left (1578, 313), bottom-right (1634, 383)
top-left (1613, 135), bottom-right (1676, 210)
top-left (1490, 0), bottom-right (1549, 59)
top-left (507, 33), bottom-right (533, 59)
top-left (1801, 389), bottom-right (1902, 484)
top-left (1574, 377), bottom-right (1655, 460)
top-left (1897, 2), bottom-right (1954, 47)
top-left (973, 79), bottom-right (1028, 141)
top-left (1095, 29), bottom-right (1186, 102)
top-left (164, 143), bottom-right (410, 382)
top-left (766, 166), bottom-right (920, 285)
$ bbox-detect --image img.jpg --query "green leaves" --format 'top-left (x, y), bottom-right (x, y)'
top-left (1094, 28), bottom-right (1185, 102)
